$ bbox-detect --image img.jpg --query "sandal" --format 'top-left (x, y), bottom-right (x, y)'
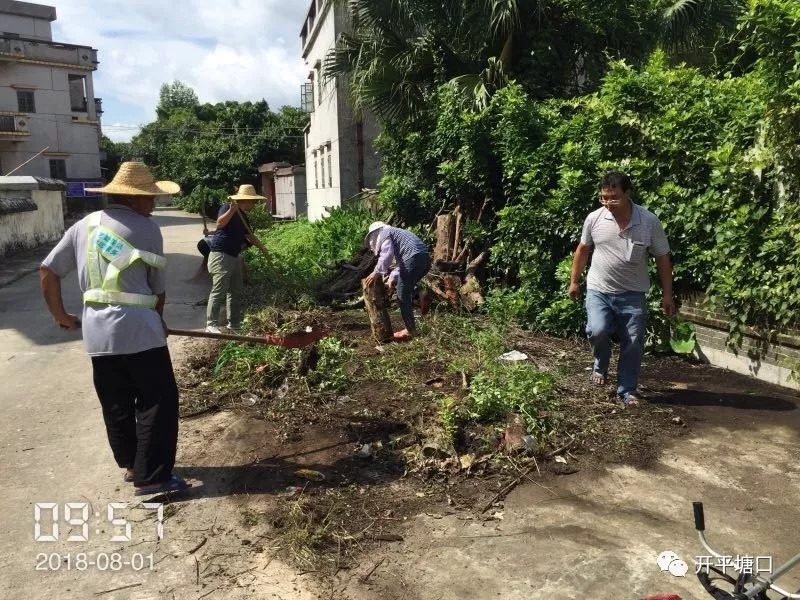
top-left (590, 370), bottom-right (608, 385)
top-left (123, 472), bottom-right (134, 483)
top-left (393, 329), bottom-right (413, 342)
top-left (134, 475), bottom-right (191, 497)
top-left (621, 392), bottom-right (642, 407)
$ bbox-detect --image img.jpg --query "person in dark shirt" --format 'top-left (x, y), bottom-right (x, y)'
top-left (205, 184), bottom-right (268, 333)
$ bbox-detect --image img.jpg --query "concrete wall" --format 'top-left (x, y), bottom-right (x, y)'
top-left (0, 60), bottom-right (101, 179)
top-left (301, 0), bottom-right (381, 221)
top-left (303, 0), bottom-right (340, 221)
top-left (0, 186), bottom-right (63, 257)
top-left (681, 294), bottom-right (800, 391)
top-left (0, 12), bottom-right (53, 41)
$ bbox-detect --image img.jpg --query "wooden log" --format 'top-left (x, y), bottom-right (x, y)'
top-left (363, 277), bottom-right (393, 343)
top-left (451, 207), bottom-right (462, 261)
top-left (442, 274), bottom-right (462, 306)
top-left (434, 214), bottom-right (455, 262)
top-left (459, 276), bottom-right (484, 310)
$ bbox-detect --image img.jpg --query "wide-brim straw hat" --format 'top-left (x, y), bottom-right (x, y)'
top-left (229, 184), bottom-right (266, 202)
top-left (85, 161), bottom-right (180, 196)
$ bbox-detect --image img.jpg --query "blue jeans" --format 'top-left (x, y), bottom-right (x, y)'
top-left (585, 290), bottom-right (648, 396)
top-left (396, 253), bottom-right (431, 333)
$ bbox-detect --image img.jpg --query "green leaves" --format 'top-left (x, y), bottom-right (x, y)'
top-left (467, 363), bottom-right (558, 441)
top-left (669, 318), bottom-right (697, 354)
top-left (129, 86), bottom-right (307, 198)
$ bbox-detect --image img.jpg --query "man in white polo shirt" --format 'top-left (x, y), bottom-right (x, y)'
top-left (568, 171), bottom-right (674, 406)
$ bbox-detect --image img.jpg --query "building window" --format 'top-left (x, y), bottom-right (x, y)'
top-left (17, 90), bottom-right (35, 113)
top-left (300, 82), bottom-right (314, 113)
top-left (316, 64), bottom-right (323, 105)
top-left (314, 156), bottom-right (319, 189)
top-left (328, 153), bottom-right (332, 188)
top-left (49, 159), bottom-right (67, 180)
top-left (68, 75), bottom-right (88, 112)
top-left (320, 148), bottom-right (325, 188)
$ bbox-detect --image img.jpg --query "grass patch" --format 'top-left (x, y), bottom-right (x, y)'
top-left (270, 493), bottom-right (355, 572)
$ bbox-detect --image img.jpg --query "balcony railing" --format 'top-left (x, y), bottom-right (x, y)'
top-left (0, 115), bottom-right (29, 135)
top-left (0, 35), bottom-right (98, 69)
top-left (0, 116), bottom-right (16, 132)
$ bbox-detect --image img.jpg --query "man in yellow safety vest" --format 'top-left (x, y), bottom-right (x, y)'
top-left (39, 161), bottom-right (190, 497)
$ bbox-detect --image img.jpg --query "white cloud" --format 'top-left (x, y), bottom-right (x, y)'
top-left (47, 0), bottom-right (309, 129)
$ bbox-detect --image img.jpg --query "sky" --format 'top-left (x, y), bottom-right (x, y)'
top-left (47, 0), bottom-right (310, 142)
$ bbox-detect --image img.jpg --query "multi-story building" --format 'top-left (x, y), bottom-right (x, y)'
top-left (300, 0), bottom-right (380, 222)
top-left (0, 1), bottom-right (102, 209)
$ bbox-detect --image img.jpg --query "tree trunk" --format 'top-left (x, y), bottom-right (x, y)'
top-left (451, 207), bottom-right (462, 260)
top-left (434, 214), bottom-right (455, 262)
top-left (363, 277), bottom-right (393, 343)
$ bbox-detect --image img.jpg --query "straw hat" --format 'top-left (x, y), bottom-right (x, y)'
top-left (229, 184), bottom-right (266, 202)
top-left (85, 161), bottom-right (180, 196)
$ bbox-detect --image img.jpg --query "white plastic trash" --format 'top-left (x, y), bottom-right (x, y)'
top-left (498, 350), bottom-right (528, 362)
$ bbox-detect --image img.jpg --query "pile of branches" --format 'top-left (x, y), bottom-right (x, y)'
top-left (315, 247), bottom-right (376, 305)
top-left (314, 206), bottom-right (485, 311)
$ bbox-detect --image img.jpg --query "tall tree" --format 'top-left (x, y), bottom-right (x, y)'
top-left (130, 88), bottom-right (308, 195)
top-left (156, 80), bottom-right (200, 118)
top-left (325, 0), bottom-right (670, 123)
top-left (661, 0), bottom-right (749, 51)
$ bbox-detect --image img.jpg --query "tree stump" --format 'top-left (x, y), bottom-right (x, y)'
top-left (434, 214), bottom-right (455, 262)
top-left (363, 277), bottom-right (393, 343)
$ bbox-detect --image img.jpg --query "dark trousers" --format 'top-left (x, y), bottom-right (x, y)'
top-left (91, 346), bottom-right (179, 486)
top-left (397, 252), bottom-right (432, 332)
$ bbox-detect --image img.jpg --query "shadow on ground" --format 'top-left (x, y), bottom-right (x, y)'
top-left (168, 414), bottom-right (408, 502)
top-left (651, 389), bottom-right (797, 411)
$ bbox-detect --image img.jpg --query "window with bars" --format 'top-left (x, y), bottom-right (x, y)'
top-left (316, 65), bottom-right (323, 105)
top-left (320, 148), bottom-right (326, 188)
top-left (0, 116), bottom-right (16, 132)
top-left (49, 159), bottom-right (67, 180)
top-left (314, 156), bottom-right (319, 189)
top-left (300, 82), bottom-right (314, 113)
top-left (17, 90), bottom-right (35, 113)
top-left (327, 153), bottom-right (332, 188)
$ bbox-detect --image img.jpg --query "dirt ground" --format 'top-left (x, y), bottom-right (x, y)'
top-left (165, 318), bottom-right (800, 600)
top-left (4, 209), bottom-right (798, 600)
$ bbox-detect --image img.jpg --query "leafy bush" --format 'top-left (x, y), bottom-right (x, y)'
top-left (305, 337), bottom-right (353, 393)
top-left (375, 5), bottom-right (800, 349)
top-left (247, 202), bottom-right (273, 231)
top-left (467, 363), bottom-right (558, 442)
top-left (174, 184), bottom-right (227, 217)
top-left (249, 206), bottom-right (375, 291)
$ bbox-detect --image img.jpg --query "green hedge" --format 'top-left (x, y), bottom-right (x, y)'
top-left (375, 0), bottom-right (800, 344)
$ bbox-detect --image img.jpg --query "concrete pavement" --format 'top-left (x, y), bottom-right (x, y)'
top-left (0, 209), bottom-right (320, 600)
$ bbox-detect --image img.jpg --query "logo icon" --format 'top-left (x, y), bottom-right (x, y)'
top-left (658, 551), bottom-right (688, 577)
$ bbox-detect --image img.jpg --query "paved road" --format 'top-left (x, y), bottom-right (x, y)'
top-left (0, 209), bottom-right (213, 599)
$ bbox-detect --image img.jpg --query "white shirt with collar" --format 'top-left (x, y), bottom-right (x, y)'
top-left (580, 202), bottom-right (670, 294)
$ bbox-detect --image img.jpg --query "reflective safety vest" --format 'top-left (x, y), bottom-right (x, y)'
top-left (83, 211), bottom-right (166, 309)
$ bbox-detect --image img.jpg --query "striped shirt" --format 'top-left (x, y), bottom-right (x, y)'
top-left (581, 203), bottom-right (670, 293)
top-left (374, 226), bottom-right (429, 281)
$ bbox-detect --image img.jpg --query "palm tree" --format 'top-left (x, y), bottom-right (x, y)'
top-left (661, 0), bottom-right (750, 51)
top-left (324, 0), bottom-right (522, 122)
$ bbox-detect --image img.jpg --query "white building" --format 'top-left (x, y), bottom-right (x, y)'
top-left (300, 0), bottom-right (380, 222)
top-left (0, 1), bottom-right (102, 210)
